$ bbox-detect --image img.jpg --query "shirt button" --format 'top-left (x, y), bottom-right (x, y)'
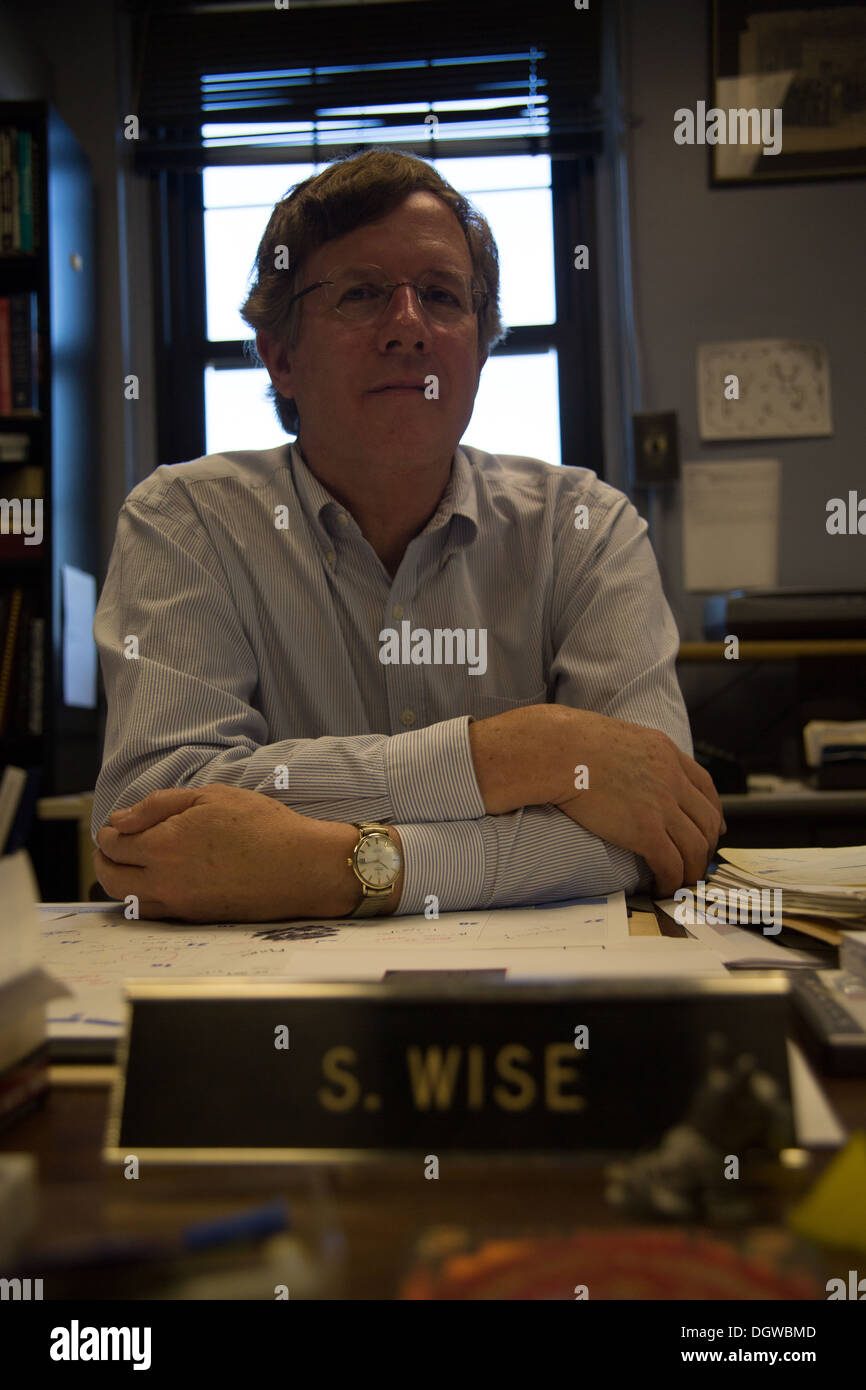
top-left (337, 513), bottom-right (349, 527)
top-left (325, 551), bottom-right (335, 567)
top-left (392, 604), bottom-right (404, 620)
top-left (400, 708), bottom-right (416, 727)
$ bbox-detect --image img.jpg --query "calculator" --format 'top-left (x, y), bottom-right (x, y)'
top-left (792, 970), bottom-right (866, 1075)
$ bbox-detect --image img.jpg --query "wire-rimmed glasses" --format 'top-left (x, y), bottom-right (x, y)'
top-left (288, 263), bottom-right (487, 325)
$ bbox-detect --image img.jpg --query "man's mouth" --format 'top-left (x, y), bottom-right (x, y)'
top-left (370, 382), bottom-right (426, 393)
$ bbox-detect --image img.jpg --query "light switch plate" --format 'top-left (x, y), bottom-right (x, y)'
top-left (632, 411), bottom-right (680, 485)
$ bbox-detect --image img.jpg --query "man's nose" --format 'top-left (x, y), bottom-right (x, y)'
top-left (377, 283), bottom-right (429, 339)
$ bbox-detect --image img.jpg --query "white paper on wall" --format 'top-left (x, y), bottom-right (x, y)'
top-left (697, 339), bottom-right (832, 440)
top-left (682, 458), bottom-right (781, 592)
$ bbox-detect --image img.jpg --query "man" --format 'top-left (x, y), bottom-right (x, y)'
top-left (92, 148), bottom-right (723, 922)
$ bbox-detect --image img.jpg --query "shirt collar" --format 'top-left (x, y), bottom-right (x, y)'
top-left (289, 441), bottom-right (479, 552)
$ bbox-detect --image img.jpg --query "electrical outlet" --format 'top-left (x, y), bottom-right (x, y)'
top-left (632, 411), bottom-right (680, 486)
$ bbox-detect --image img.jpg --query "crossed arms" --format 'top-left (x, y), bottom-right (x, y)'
top-left (91, 478), bottom-right (723, 922)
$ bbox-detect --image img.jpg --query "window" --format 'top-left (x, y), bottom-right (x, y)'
top-left (202, 151), bottom-right (563, 463)
top-left (137, 2), bottom-right (604, 475)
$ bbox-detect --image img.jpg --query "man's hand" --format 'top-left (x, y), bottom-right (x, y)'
top-left (550, 710), bottom-right (724, 896)
top-left (93, 785), bottom-right (365, 922)
top-left (469, 704), bottom-right (724, 897)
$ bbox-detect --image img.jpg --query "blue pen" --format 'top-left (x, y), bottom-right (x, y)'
top-left (182, 1199), bottom-right (291, 1252)
top-left (10, 1199), bottom-right (292, 1273)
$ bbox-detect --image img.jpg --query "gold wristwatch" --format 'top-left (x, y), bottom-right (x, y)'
top-left (348, 822), bottom-right (403, 917)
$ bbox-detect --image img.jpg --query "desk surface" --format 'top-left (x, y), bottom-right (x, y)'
top-left (3, 1070), bottom-right (865, 1299)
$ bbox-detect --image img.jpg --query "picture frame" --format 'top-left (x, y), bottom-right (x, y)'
top-left (710, 0), bottom-right (866, 185)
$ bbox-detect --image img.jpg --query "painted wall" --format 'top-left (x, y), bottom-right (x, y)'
top-left (618, 0), bottom-right (866, 641)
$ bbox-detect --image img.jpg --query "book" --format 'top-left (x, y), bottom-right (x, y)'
top-left (0, 465), bottom-right (42, 494)
top-left (0, 1047), bottom-right (50, 1134)
top-left (3, 767), bottom-right (40, 855)
top-left (9, 292), bottom-right (38, 412)
top-left (0, 432), bottom-right (30, 464)
top-left (0, 587), bottom-right (23, 733)
top-left (0, 763), bottom-right (27, 854)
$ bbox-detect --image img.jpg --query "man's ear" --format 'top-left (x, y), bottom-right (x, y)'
top-left (256, 329), bottom-right (296, 398)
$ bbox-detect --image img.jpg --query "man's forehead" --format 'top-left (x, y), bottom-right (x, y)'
top-left (305, 193), bottom-right (471, 274)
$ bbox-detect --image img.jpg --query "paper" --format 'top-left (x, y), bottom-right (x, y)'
top-left (281, 943), bottom-right (726, 982)
top-left (0, 850), bottom-right (41, 987)
top-left (41, 895), bottom-right (630, 1040)
top-left (787, 1040), bottom-right (846, 1148)
top-left (474, 895), bottom-right (625, 948)
top-left (61, 566), bottom-right (97, 708)
top-left (697, 339), bottom-right (832, 440)
top-left (718, 845), bottom-right (866, 892)
top-left (657, 900), bottom-right (823, 968)
top-left (39, 902), bottom-right (124, 920)
top-left (682, 458), bottom-right (780, 592)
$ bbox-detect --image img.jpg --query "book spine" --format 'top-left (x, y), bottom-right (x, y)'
top-left (0, 434), bottom-right (30, 466)
top-left (9, 292), bottom-right (37, 411)
top-left (0, 587), bottom-right (23, 735)
top-left (28, 615), bottom-right (45, 735)
top-left (0, 1055), bottom-right (50, 1133)
top-left (17, 130), bottom-right (31, 253)
top-left (29, 130), bottom-right (40, 253)
top-left (2, 466), bottom-right (41, 495)
top-left (12, 591), bottom-right (32, 735)
top-left (4, 766), bottom-right (41, 853)
top-left (0, 297), bottom-right (11, 414)
top-left (0, 128), bottom-right (12, 253)
top-left (9, 125), bottom-right (19, 252)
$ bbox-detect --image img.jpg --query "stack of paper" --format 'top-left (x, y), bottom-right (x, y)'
top-left (711, 846), bottom-right (866, 931)
top-left (656, 846), bottom-right (866, 959)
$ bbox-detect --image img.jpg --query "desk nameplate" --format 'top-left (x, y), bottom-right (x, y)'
top-left (104, 976), bottom-right (795, 1164)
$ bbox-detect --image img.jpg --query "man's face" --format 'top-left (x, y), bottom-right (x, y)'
top-left (260, 191), bottom-right (488, 468)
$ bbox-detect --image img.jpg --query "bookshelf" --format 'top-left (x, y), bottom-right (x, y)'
top-left (0, 100), bottom-right (99, 831)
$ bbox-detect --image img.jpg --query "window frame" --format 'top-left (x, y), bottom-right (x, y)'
top-left (151, 151), bottom-right (602, 474)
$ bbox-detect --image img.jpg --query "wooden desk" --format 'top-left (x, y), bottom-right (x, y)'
top-left (3, 1069), bottom-right (864, 1299)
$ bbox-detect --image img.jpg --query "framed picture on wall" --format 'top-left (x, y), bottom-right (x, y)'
top-left (710, 0), bottom-right (866, 184)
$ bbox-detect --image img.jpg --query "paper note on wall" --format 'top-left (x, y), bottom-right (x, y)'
top-left (697, 339), bottom-right (832, 441)
top-left (682, 458), bottom-right (780, 592)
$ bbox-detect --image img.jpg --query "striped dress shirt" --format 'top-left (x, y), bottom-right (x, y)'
top-left (92, 442), bottom-right (693, 913)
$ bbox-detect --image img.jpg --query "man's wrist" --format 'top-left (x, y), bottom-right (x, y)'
top-left (468, 703), bottom-right (575, 814)
top-left (316, 820), bottom-right (404, 918)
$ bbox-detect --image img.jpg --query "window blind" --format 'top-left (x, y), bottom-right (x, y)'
top-left (130, 0), bottom-right (603, 169)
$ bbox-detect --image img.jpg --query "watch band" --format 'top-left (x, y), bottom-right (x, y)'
top-left (349, 822), bottom-right (400, 918)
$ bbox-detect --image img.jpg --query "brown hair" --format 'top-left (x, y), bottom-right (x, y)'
top-left (239, 147), bottom-right (508, 435)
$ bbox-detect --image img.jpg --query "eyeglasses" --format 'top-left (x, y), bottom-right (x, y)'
top-left (287, 263), bottom-right (487, 325)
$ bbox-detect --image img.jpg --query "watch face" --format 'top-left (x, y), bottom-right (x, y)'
top-left (356, 831), bottom-right (401, 888)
